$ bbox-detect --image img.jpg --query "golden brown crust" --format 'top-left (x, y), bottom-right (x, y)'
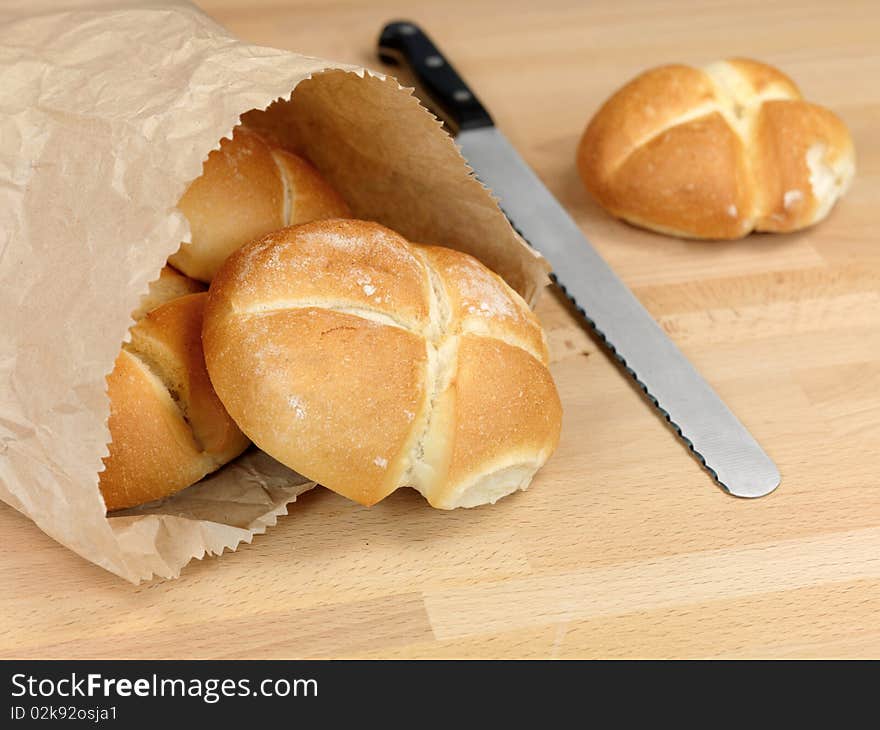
top-left (171, 128), bottom-right (285, 282)
top-left (602, 113), bottom-right (754, 240)
top-left (169, 127), bottom-right (351, 282)
top-left (272, 148), bottom-right (351, 225)
top-left (100, 349), bottom-right (209, 511)
top-left (752, 100), bottom-right (856, 231)
top-left (203, 307), bottom-right (428, 506)
top-left (580, 64), bottom-right (717, 181)
top-left (203, 220), bottom-right (561, 509)
top-left (443, 336), bottom-right (562, 501)
top-left (577, 58), bottom-right (855, 239)
top-left (100, 293), bottom-right (249, 511)
top-left (209, 219), bottom-right (431, 330)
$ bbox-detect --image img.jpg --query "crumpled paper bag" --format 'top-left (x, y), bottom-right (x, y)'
top-left (0, 0), bottom-right (548, 582)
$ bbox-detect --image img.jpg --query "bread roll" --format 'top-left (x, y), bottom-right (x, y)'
top-left (131, 265), bottom-right (205, 321)
top-left (100, 293), bottom-right (250, 511)
top-left (169, 127), bottom-right (351, 282)
top-left (577, 58), bottom-right (856, 239)
top-left (203, 220), bottom-right (562, 509)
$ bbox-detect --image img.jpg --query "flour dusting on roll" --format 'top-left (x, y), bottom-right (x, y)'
top-left (202, 220), bottom-right (562, 509)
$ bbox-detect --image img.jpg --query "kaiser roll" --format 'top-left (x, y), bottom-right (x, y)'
top-left (202, 219), bottom-right (562, 509)
top-left (577, 58), bottom-right (856, 239)
top-left (100, 292), bottom-right (250, 511)
top-left (169, 127), bottom-right (351, 282)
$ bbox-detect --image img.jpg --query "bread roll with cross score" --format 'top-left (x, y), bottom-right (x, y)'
top-left (203, 219), bottom-right (562, 509)
top-left (100, 289), bottom-right (250, 511)
top-left (577, 58), bottom-right (855, 239)
top-left (169, 126), bottom-right (351, 282)
top-left (100, 123), bottom-right (352, 511)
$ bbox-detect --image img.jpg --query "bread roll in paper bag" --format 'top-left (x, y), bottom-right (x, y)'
top-left (0, 0), bottom-right (548, 582)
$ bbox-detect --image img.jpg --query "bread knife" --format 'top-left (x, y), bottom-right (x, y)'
top-left (378, 21), bottom-right (780, 498)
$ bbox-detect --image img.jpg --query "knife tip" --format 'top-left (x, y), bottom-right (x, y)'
top-left (720, 462), bottom-right (781, 499)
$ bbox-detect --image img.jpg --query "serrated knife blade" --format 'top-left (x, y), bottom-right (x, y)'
top-left (378, 21), bottom-right (780, 497)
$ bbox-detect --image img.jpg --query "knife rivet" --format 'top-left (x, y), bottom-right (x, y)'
top-left (425, 54), bottom-right (444, 68)
top-left (453, 89), bottom-right (472, 102)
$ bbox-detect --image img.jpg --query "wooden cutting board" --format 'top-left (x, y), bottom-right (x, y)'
top-left (1, 0), bottom-right (878, 659)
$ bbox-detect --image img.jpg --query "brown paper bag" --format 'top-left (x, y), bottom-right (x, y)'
top-left (0, 0), bottom-right (548, 583)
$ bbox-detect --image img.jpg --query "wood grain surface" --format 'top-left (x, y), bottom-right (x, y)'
top-left (2, 0), bottom-right (878, 659)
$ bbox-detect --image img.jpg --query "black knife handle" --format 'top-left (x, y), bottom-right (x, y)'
top-left (378, 20), bottom-right (494, 134)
